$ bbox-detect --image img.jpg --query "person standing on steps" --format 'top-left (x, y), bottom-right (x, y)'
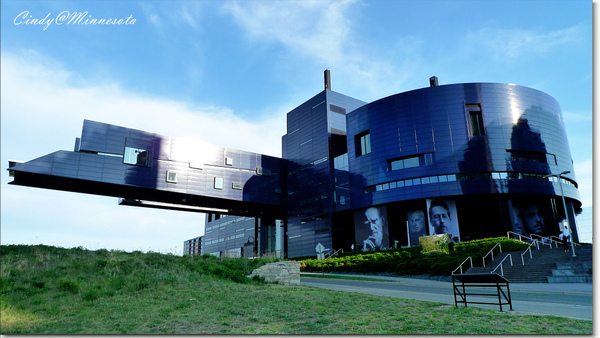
top-left (560, 225), bottom-right (571, 252)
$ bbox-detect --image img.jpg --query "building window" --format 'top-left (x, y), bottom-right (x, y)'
top-left (166, 171), bottom-right (178, 183)
top-left (226, 157), bottom-right (233, 166)
top-left (355, 131), bottom-right (371, 157)
top-left (389, 155), bottom-right (422, 171)
top-left (232, 182), bottom-right (243, 190)
top-left (256, 167), bottom-right (272, 176)
top-left (214, 177), bottom-right (223, 189)
top-left (124, 147), bottom-right (151, 166)
top-left (334, 153), bottom-right (349, 171)
top-left (466, 104), bottom-right (485, 136)
top-left (329, 104), bottom-right (347, 115)
top-left (508, 150), bottom-right (547, 163)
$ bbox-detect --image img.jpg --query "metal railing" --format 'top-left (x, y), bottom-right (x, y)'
top-left (325, 248), bottom-right (344, 259)
top-left (549, 235), bottom-right (581, 247)
top-left (491, 254), bottom-right (513, 276)
top-left (507, 231), bottom-right (536, 243)
top-left (520, 239), bottom-right (539, 265)
top-left (452, 256), bottom-right (473, 275)
top-left (530, 234), bottom-right (557, 248)
top-left (482, 242), bottom-right (502, 267)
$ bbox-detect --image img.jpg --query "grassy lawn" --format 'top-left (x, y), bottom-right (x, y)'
top-left (1, 245), bottom-right (592, 335)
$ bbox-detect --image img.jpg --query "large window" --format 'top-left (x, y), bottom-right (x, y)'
top-left (508, 150), bottom-right (548, 163)
top-left (355, 131), bottom-right (371, 157)
top-left (124, 147), bottom-right (151, 167)
top-left (466, 103), bottom-right (485, 136)
top-left (389, 155), bottom-right (422, 171)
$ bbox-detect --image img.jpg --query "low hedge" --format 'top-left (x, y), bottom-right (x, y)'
top-left (299, 237), bottom-right (529, 277)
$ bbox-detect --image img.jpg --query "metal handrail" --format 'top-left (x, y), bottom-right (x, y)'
top-left (507, 231), bottom-right (543, 246)
top-left (530, 234), bottom-right (556, 248)
top-left (507, 231), bottom-right (535, 243)
top-left (325, 248), bottom-right (344, 259)
top-left (520, 239), bottom-right (539, 265)
top-left (482, 242), bottom-right (502, 267)
top-left (491, 254), bottom-right (513, 276)
top-left (452, 256), bottom-right (473, 275)
top-left (549, 235), bottom-right (581, 247)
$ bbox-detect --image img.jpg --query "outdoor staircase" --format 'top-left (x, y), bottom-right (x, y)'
top-left (465, 244), bottom-right (592, 283)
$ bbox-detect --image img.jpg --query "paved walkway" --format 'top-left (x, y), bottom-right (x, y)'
top-left (301, 272), bottom-right (593, 321)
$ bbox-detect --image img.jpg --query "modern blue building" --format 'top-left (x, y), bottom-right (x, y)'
top-left (9, 73), bottom-right (581, 258)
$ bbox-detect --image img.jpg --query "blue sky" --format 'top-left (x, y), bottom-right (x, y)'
top-left (1, 0), bottom-right (593, 253)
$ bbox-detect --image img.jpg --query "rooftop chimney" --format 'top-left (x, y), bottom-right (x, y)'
top-left (429, 76), bottom-right (439, 87)
top-left (324, 69), bottom-right (331, 90)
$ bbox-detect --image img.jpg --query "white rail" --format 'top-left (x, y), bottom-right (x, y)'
top-left (482, 242), bottom-right (502, 267)
top-left (520, 240), bottom-right (539, 265)
top-left (491, 254), bottom-right (513, 276)
top-left (452, 256), bottom-right (473, 275)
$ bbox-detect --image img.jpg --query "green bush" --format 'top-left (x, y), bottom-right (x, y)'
top-left (300, 237), bottom-right (530, 277)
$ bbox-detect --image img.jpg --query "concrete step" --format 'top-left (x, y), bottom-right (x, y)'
top-left (547, 275), bottom-right (592, 283)
top-left (463, 244), bottom-right (593, 284)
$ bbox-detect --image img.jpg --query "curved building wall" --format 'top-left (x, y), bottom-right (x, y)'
top-left (346, 83), bottom-right (581, 244)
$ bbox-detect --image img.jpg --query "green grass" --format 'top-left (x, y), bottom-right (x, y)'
top-left (1, 244), bottom-right (592, 334)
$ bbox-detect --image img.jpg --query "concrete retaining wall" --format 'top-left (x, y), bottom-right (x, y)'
top-left (248, 261), bottom-right (300, 285)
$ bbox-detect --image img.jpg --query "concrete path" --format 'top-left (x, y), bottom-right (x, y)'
top-left (301, 273), bottom-right (592, 321)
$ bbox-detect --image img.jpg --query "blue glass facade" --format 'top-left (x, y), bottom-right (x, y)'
top-left (282, 90), bottom-right (366, 258)
top-left (9, 81), bottom-right (581, 258)
top-left (9, 120), bottom-right (284, 217)
top-left (345, 83), bottom-right (579, 249)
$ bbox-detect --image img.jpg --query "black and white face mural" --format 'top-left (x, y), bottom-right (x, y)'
top-left (508, 198), bottom-right (552, 237)
top-left (426, 199), bottom-right (460, 241)
top-left (354, 206), bottom-right (389, 251)
top-left (407, 208), bottom-right (427, 246)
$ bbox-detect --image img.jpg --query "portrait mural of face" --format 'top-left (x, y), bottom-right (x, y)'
top-left (509, 199), bottom-right (549, 236)
top-left (354, 206), bottom-right (389, 251)
top-left (407, 208), bottom-right (427, 246)
top-left (426, 199), bottom-right (460, 241)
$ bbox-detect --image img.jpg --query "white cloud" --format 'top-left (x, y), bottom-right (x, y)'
top-left (462, 24), bottom-right (584, 62)
top-left (221, 0), bottom-right (415, 100)
top-left (1, 51), bottom-right (285, 159)
top-left (563, 110), bottom-right (593, 123)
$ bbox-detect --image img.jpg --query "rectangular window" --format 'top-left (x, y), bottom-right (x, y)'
top-left (166, 171), bottom-right (178, 183)
top-left (508, 150), bottom-right (547, 163)
top-left (214, 177), bottom-right (223, 190)
top-left (329, 104), bottom-right (347, 115)
top-left (389, 154), bottom-right (423, 171)
top-left (256, 167), bottom-right (272, 176)
top-left (466, 104), bottom-right (485, 136)
top-left (546, 153), bottom-right (557, 165)
top-left (355, 131), bottom-right (371, 157)
top-left (232, 182), bottom-right (243, 190)
top-left (124, 147), bottom-right (151, 167)
top-left (226, 157), bottom-right (233, 166)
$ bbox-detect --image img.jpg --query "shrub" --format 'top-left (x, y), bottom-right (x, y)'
top-left (299, 237), bottom-right (530, 277)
